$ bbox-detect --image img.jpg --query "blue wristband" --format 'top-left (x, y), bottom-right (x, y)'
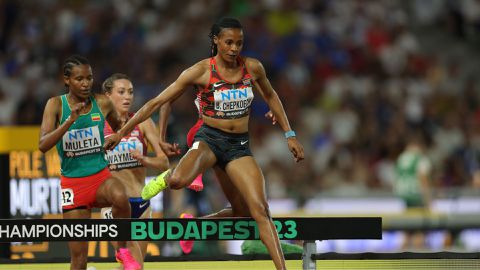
top-left (285, 130), bottom-right (296, 139)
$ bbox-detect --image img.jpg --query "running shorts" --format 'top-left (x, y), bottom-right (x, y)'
top-left (60, 167), bottom-right (111, 211)
top-left (101, 197), bottom-right (151, 219)
top-left (193, 124), bottom-right (252, 169)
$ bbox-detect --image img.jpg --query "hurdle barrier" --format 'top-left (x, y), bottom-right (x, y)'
top-left (0, 217), bottom-right (382, 269)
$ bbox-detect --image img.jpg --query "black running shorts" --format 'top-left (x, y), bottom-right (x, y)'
top-left (193, 124), bottom-right (252, 169)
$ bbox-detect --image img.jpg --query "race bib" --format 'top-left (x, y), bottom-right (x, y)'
top-left (62, 126), bottom-right (102, 157)
top-left (214, 87), bottom-right (254, 116)
top-left (101, 207), bottom-right (113, 219)
top-left (106, 137), bottom-right (144, 171)
top-left (61, 188), bottom-right (74, 207)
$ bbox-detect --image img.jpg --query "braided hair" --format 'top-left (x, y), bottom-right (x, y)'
top-left (62, 55), bottom-right (90, 87)
top-left (208, 18), bottom-right (243, 57)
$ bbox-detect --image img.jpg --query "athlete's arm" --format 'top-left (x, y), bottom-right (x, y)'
top-left (105, 60), bottom-right (208, 150)
top-left (134, 118), bottom-right (170, 171)
top-left (247, 58), bottom-right (290, 132)
top-left (158, 101), bottom-right (181, 156)
top-left (39, 97), bottom-right (83, 153)
top-left (247, 58), bottom-right (304, 162)
top-left (158, 102), bottom-right (171, 142)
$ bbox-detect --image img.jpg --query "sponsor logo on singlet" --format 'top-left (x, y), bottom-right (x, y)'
top-left (213, 87), bottom-right (253, 117)
top-left (62, 126), bottom-right (103, 157)
top-left (105, 137), bottom-right (143, 171)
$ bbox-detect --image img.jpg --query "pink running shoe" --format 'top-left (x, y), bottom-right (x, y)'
top-left (180, 213), bottom-right (195, 254)
top-left (115, 247), bottom-right (141, 270)
top-left (187, 174), bottom-right (204, 192)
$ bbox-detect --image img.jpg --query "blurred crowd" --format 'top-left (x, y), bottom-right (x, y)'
top-left (1, 0), bottom-right (480, 206)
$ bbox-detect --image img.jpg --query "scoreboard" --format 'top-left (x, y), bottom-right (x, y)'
top-left (10, 150), bottom-right (62, 218)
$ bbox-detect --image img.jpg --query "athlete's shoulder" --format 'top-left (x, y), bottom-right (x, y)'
top-left (243, 57), bottom-right (265, 77)
top-left (93, 93), bottom-right (106, 100)
top-left (42, 96), bottom-right (62, 117)
top-left (179, 58), bottom-right (211, 83)
top-left (92, 93), bottom-right (112, 112)
top-left (243, 56), bottom-right (261, 64)
top-left (93, 93), bottom-right (108, 104)
top-left (46, 95), bottom-right (62, 108)
top-left (188, 58), bottom-right (211, 73)
top-left (244, 57), bottom-right (263, 70)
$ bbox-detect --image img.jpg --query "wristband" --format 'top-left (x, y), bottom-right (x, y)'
top-left (285, 130), bottom-right (296, 139)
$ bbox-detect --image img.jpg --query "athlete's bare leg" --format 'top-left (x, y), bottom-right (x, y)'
top-left (225, 156), bottom-right (286, 270)
top-left (63, 209), bottom-right (91, 270)
top-left (96, 176), bottom-right (131, 249)
top-left (106, 207), bottom-right (150, 268)
top-left (136, 208), bottom-right (152, 263)
top-left (166, 142), bottom-right (216, 189)
top-left (202, 166), bottom-right (250, 218)
top-left (178, 160), bottom-right (250, 255)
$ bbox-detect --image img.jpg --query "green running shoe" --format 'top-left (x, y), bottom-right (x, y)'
top-left (142, 169), bottom-right (169, 200)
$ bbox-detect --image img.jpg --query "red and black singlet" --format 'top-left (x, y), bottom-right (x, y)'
top-left (196, 57), bottom-right (254, 119)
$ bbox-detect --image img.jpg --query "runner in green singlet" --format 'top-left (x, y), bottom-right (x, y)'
top-left (394, 132), bottom-right (432, 250)
top-left (39, 55), bottom-right (141, 270)
top-left (394, 134), bottom-right (432, 208)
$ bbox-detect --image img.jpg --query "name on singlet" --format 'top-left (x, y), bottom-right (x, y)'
top-left (106, 137), bottom-right (143, 171)
top-left (62, 126), bottom-right (102, 157)
top-left (214, 87), bottom-right (253, 117)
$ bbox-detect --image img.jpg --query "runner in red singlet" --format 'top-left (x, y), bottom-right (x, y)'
top-left (105, 18), bottom-right (304, 270)
top-left (159, 99), bottom-right (277, 254)
top-left (101, 73), bottom-right (169, 268)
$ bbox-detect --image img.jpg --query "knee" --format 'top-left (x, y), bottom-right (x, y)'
top-left (167, 172), bottom-right (184, 190)
top-left (249, 201), bottom-right (271, 219)
top-left (110, 189), bottom-right (129, 207)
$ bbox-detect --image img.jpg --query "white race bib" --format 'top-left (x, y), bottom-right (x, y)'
top-left (61, 188), bottom-right (74, 207)
top-left (214, 87), bottom-right (254, 112)
top-left (62, 126), bottom-right (102, 157)
top-left (106, 137), bottom-right (144, 170)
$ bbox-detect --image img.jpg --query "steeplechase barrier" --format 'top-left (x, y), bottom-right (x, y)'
top-left (0, 217), bottom-right (382, 269)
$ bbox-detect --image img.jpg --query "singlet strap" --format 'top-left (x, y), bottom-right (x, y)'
top-left (210, 57), bottom-right (216, 72)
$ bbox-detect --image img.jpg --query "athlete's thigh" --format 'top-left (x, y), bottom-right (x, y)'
top-left (95, 176), bottom-right (125, 207)
top-left (173, 141), bottom-right (217, 183)
top-left (224, 156), bottom-right (267, 205)
top-left (213, 166), bottom-right (247, 211)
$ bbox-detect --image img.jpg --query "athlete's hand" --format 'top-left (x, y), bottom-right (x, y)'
top-left (159, 141), bottom-right (181, 157)
top-left (287, 137), bottom-right (304, 162)
top-left (130, 150), bottom-right (145, 164)
top-left (104, 133), bottom-right (121, 151)
top-left (265, 110), bottom-right (277, 125)
top-left (69, 102), bottom-right (85, 122)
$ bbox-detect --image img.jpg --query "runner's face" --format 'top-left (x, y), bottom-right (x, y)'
top-left (64, 64), bottom-right (93, 100)
top-left (106, 79), bottom-right (134, 115)
top-left (215, 28), bottom-right (243, 63)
